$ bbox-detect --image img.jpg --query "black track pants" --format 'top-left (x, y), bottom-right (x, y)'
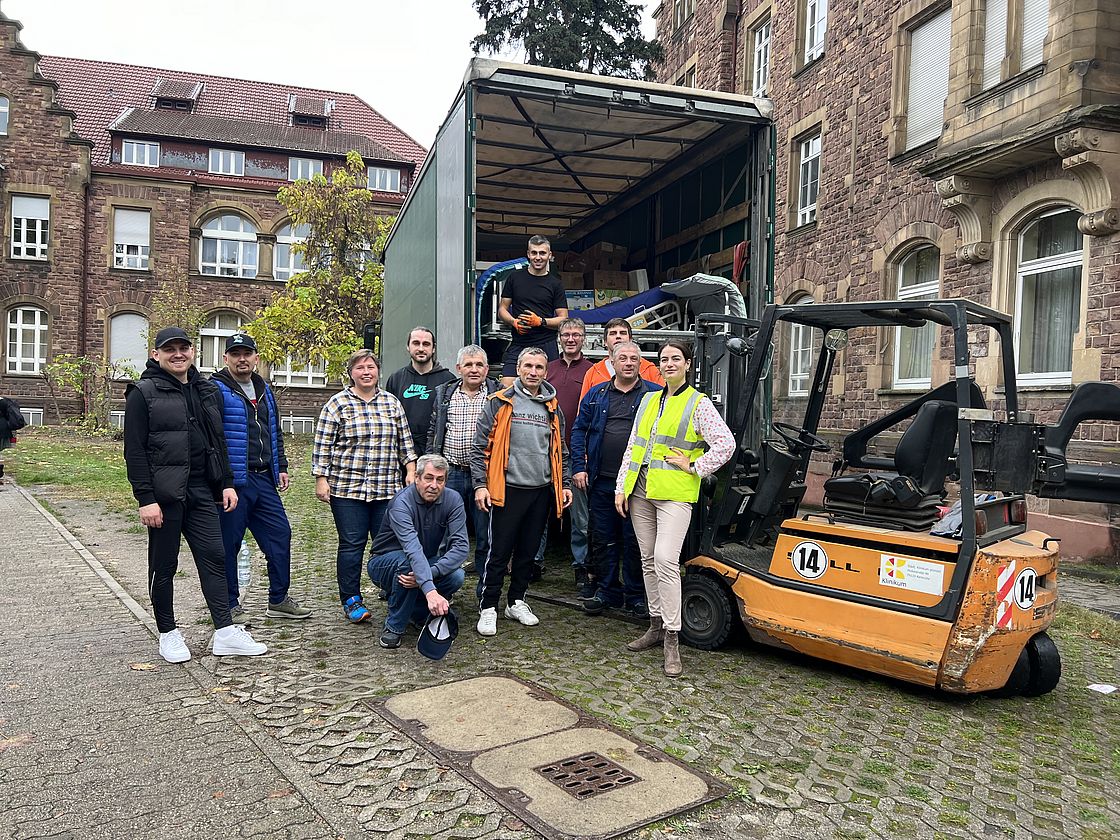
top-left (479, 484), bottom-right (552, 610)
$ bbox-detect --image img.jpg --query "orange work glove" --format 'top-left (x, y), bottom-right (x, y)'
top-left (517, 311), bottom-right (544, 329)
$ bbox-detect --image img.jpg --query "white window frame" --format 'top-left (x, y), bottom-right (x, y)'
top-left (797, 133), bottom-right (821, 227)
top-left (367, 166), bottom-right (401, 193)
top-left (269, 355), bottom-right (328, 388)
top-left (752, 18), bottom-right (772, 97)
top-left (804, 0), bottom-right (829, 63)
top-left (198, 311), bottom-right (246, 373)
top-left (273, 223), bottom-right (309, 282)
top-left (113, 208), bottom-right (151, 270)
top-left (108, 312), bottom-right (150, 378)
top-left (200, 215), bottom-right (258, 278)
top-left (209, 148), bottom-right (245, 176)
top-left (280, 414), bottom-right (316, 434)
top-left (0, 96), bottom-right (9, 136)
top-left (11, 195), bottom-right (49, 260)
top-left (904, 8), bottom-right (951, 151)
top-left (788, 296), bottom-right (815, 397)
top-left (122, 139), bottom-right (160, 167)
top-left (288, 157), bottom-right (323, 181)
top-left (20, 407), bottom-right (45, 426)
top-left (1013, 207), bottom-right (1082, 387)
top-left (6, 306), bottom-right (49, 374)
top-left (893, 245), bottom-right (940, 390)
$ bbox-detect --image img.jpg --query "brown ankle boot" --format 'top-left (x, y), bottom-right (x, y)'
top-left (626, 616), bottom-right (664, 651)
top-left (663, 630), bottom-right (682, 677)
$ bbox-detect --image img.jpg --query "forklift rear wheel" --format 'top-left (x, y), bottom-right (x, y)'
top-left (1003, 632), bottom-right (1061, 697)
top-left (680, 573), bottom-right (735, 650)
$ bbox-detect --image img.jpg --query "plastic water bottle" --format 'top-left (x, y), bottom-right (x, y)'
top-left (237, 541), bottom-right (252, 589)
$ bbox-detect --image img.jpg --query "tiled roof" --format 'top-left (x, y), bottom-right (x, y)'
top-left (151, 78), bottom-right (203, 101)
top-left (111, 107), bottom-right (407, 163)
top-left (290, 95), bottom-right (331, 117)
top-left (38, 55), bottom-right (427, 168)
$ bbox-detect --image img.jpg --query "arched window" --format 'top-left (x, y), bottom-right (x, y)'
top-left (787, 294), bottom-right (815, 397)
top-left (1015, 207), bottom-right (1082, 385)
top-left (200, 214), bottom-right (258, 278)
top-left (893, 244), bottom-right (940, 388)
top-left (274, 223), bottom-right (309, 281)
top-left (6, 306), bottom-right (48, 374)
top-left (0, 96), bottom-right (9, 135)
top-left (108, 312), bottom-right (150, 378)
top-left (198, 311), bottom-right (245, 372)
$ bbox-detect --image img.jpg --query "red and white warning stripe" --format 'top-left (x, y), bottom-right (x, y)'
top-left (996, 561), bottom-right (1016, 629)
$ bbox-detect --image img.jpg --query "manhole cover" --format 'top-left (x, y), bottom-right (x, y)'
top-left (536, 752), bottom-right (641, 800)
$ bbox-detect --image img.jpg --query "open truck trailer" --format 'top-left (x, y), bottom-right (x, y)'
top-left (381, 59), bottom-right (773, 373)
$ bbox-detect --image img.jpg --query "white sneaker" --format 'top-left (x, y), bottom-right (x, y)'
top-left (504, 600), bottom-right (539, 626)
top-left (159, 628), bottom-right (191, 663)
top-left (477, 607), bottom-right (498, 636)
top-left (212, 625), bottom-right (268, 656)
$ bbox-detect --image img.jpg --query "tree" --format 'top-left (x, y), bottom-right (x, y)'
top-left (247, 151), bottom-right (393, 378)
top-left (146, 269), bottom-right (207, 347)
top-left (472, 0), bottom-right (663, 80)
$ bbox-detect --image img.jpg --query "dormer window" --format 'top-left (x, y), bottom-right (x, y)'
top-left (292, 114), bottom-right (326, 129)
top-left (288, 94), bottom-right (332, 130)
top-left (155, 98), bottom-right (192, 112)
top-left (150, 79), bottom-right (203, 113)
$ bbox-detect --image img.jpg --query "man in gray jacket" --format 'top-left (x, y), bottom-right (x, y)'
top-left (471, 347), bottom-right (572, 637)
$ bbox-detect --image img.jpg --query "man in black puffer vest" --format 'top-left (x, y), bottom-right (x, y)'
top-left (124, 327), bottom-right (268, 664)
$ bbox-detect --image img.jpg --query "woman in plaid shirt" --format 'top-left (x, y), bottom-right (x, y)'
top-left (313, 350), bottom-right (416, 623)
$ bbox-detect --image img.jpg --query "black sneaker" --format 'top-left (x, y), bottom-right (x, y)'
top-left (379, 628), bottom-right (403, 649)
top-left (624, 601), bottom-right (650, 618)
top-left (581, 596), bottom-right (608, 616)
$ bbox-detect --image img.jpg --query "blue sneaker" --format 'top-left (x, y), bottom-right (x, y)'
top-left (343, 596), bottom-right (370, 623)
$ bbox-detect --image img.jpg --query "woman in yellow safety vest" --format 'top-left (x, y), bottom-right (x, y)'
top-left (614, 340), bottom-right (735, 677)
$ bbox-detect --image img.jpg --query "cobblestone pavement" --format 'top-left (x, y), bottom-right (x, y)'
top-left (1057, 576), bottom-right (1120, 620)
top-left (5, 483), bottom-right (1120, 840)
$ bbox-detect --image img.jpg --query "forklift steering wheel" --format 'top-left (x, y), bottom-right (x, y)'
top-left (771, 422), bottom-right (831, 453)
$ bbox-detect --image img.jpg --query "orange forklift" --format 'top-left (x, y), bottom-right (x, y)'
top-left (681, 299), bottom-right (1120, 695)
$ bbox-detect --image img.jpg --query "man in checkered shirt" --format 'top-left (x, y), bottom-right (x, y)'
top-left (313, 349), bottom-right (416, 623)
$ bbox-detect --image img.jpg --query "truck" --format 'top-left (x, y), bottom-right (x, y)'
top-left (381, 58), bottom-right (774, 373)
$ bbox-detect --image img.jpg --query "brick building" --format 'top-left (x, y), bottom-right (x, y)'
top-left (0, 6), bottom-right (425, 429)
top-left (655, 0), bottom-right (1120, 551)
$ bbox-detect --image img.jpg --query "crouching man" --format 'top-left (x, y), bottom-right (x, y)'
top-left (366, 454), bottom-right (467, 649)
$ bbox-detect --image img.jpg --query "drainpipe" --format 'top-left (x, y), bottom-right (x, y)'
top-left (80, 180), bottom-right (90, 414)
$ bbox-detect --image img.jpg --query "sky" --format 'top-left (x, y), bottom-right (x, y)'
top-left (5, 0), bottom-right (658, 149)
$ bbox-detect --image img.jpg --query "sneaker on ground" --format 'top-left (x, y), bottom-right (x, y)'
top-left (477, 607), bottom-right (498, 636)
top-left (379, 628), bottom-right (403, 648)
top-left (504, 600), bottom-right (539, 626)
top-left (343, 596), bottom-right (370, 623)
top-left (266, 597), bottom-right (312, 619)
top-left (581, 596), bottom-right (608, 616)
top-left (158, 628), bottom-right (191, 664)
top-left (229, 604), bottom-right (245, 622)
top-left (212, 624), bottom-right (268, 656)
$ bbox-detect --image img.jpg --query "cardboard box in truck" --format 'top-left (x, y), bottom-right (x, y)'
top-left (586, 270), bottom-right (629, 290)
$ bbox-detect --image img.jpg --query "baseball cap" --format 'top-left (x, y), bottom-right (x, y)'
top-left (416, 609), bottom-right (459, 661)
top-left (225, 333), bottom-right (258, 352)
top-left (154, 326), bottom-right (192, 348)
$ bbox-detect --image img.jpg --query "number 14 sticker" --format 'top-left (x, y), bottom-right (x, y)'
top-left (1014, 567), bottom-right (1037, 609)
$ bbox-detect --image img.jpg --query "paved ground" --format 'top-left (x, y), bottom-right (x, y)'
top-left (2, 481), bottom-right (1118, 840)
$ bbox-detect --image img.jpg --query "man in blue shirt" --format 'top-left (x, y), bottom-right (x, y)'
top-left (366, 453), bottom-right (468, 649)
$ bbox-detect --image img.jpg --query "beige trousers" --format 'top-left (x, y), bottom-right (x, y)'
top-left (628, 492), bottom-right (692, 632)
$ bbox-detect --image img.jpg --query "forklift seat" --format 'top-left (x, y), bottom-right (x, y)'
top-left (823, 400), bottom-right (958, 530)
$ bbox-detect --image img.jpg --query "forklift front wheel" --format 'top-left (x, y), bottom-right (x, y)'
top-left (680, 573), bottom-right (735, 651)
top-left (1002, 632), bottom-right (1062, 697)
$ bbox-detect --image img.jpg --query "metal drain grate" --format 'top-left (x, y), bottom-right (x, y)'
top-left (534, 752), bottom-right (642, 800)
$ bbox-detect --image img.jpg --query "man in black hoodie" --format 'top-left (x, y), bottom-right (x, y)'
top-left (124, 327), bottom-right (268, 664)
top-left (384, 327), bottom-right (456, 458)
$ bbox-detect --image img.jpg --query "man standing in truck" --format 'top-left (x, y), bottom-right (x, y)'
top-left (497, 235), bottom-right (569, 385)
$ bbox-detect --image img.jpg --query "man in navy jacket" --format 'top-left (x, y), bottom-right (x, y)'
top-left (212, 333), bottom-right (311, 621)
top-left (570, 341), bottom-right (661, 615)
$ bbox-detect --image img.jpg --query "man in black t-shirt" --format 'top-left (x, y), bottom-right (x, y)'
top-left (497, 235), bottom-right (569, 385)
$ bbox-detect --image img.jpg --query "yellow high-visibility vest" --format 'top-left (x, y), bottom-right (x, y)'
top-left (622, 386), bottom-right (705, 502)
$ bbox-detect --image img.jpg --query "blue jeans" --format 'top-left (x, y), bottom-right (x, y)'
top-left (533, 485), bottom-right (588, 567)
top-left (446, 465), bottom-right (489, 574)
top-left (588, 476), bottom-right (644, 607)
top-left (219, 471), bottom-right (292, 607)
top-left (367, 549), bottom-right (466, 633)
top-left (329, 496), bottom-right (390, 604)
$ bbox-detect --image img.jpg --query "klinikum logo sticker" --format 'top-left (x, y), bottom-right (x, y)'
top-left (790, 541), bottom-right (828, 580)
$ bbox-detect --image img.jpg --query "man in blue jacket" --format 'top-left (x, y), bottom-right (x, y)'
top-left (570, 341), bottom-right (661, 616)
top-left (212, 333), bottom-right (311, 621)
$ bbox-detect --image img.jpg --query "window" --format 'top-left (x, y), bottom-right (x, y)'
top-left (198, 311), bottom-right (245, 372)
top-left (796, 133), bottom-right (821, 226)
top-left (113, 208), bottom-right (151, 270)
top-left (983, 0), bottom-right (1049, 89)
top-left (281, 415), bottom-right (316, 434)
top-left (288, 157), bottom-right (323, 181)
top-left (155, 98), bottom-right (191, 111)
top-left (11, 195), bottom-right (49, 260)
top-left (752, 18), bottom-right (772, 97)
top-left (200, 214), bottom-right (258, 278)
top-left (274, 223), bottom-right (309, 282)
top-left (905, 8), bottom-right (951, 150)
top-left (270, 355), bottom-right (328, 387)
top-left (6, 306), bottom-right (48, 374)
top-left (108, 312), bottom-right (149, 377)
top-left (788, 296), bottom-right (815, 397)
top-left (804, 0), bottom-right (829, 63)
top-left (673, 0), bottom-right (695, 29)
top-left (292, 114), bottom-right (326, 129)
top-left (1015, 208), bottom-right (1082, 385)
top-left (20, 407), bottom-right (44, 426)
top-left (209, 148), bottom-right (244, 176)
top-left (0, 96), bottom-right (9, 135)
top-left (894, 245), bottom-right (940, 388)
top-left (367, 166), bottom-right (401, 193)
top-left (122, 140), bottom-right (159, 167)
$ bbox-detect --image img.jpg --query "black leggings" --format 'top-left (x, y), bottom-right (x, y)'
top-left (147, 483), bottom-right (232, 633)
top-left (480, 484), bottom-right (552, 610)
